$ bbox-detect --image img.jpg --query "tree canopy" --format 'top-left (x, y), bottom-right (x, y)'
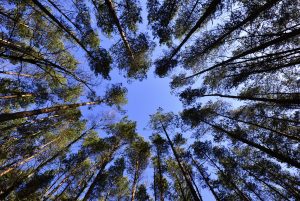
top-left (0, 0), bottom-right (299, 200)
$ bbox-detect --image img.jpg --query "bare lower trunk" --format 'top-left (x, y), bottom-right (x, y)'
top-left (131, 161), bottom-right (139, 201)
top-left (0, 101), bottom-right (101, 123)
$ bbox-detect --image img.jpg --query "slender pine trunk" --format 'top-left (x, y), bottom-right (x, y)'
top-left (160, 121), bottom-right (201, 201)
top-left (0, 100), bottom-right (101, 123)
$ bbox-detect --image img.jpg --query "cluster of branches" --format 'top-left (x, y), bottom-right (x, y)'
top-left (148, 0), bottom-right (300, 200)
top-left (0, 0), bottom-right (153, 200)
top-left (1, 0), bottom-right (300, 200)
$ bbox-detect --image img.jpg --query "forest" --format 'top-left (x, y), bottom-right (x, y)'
top-left (0, 0), bottom-right (299, 200)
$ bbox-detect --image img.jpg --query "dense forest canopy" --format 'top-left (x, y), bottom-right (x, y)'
top-left (0, 0), bottom-right (299, 200)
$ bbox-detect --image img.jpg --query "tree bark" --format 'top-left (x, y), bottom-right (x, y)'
top-left (215, 111), bottom-right (300, 141)
top-left (184, 26), bottom-right (300, 79)
top-left (0, 136), bottom-right (59, 177)
top-left (31, 0), bottom-right (93, 57)
top-left (190, 0), bottom-right (280, 60)
top-left (200, 93), bottom-right (300, 105)
top-left (160, 121), bottom-right (201, 201)
top-left (104, 0), bottom-right (135, 61)
top-left (203, 120), bottom-right (300, 169)
top-left (169, 0), bottom-right (220, 60)
top-left (0, 93), bottom-right (33, 100)
top-left (0, 71), bottom-right (35, 78)
top-left (130, 160), bottom-right (139, 201)
top-left (0, 100), bottom-right (101, 123)
top-left (156, 148), bottom-right (164, 201)
top-left (191, 157), bottom-right (221, 201)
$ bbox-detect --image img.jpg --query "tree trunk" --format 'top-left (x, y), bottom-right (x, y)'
top-left (45, 174), bottom-right (71, 200)
top-left (191, 157), bottom-right (221, 201)
top-left (160, 121), bottom-right (201, 201)
top-left (191, 0), bottom-right (280, 60)
top-left (204, 120), bottom-right (300, 169)
top-left (82, 144), bottom-right (120, 201)
top-left (54, 181), bottom-right (71, 201)
top-left (204, 153), bottom-right (251, 201)
top-left (153, 166), bottom-right (157, 201)
top-left (156, 148), bottom-right (164, 201)
top-left (246, 170), bottom-right (289, 200)
top-left (0, 71), bottom-right (35, 78)
top-left (130, 160), bottom-right (139, 201)
top-left (174, 173), bottom-right (188, 201)
top-left (104, 0), bottom-right (135, 61)
top-left (169, 0), bottom-right (220, 59)
top-left (31, 0), bottom-right (93, 57)
top-left (0, 94), bottom-right (33, 100)
top-left (215, 111), bottom-right (300, 141)
top-left (0, 100), bottom-right (101, 123)
top-left (200, 93), bottom-right (300, 105)
top-left (184, 26), bottom-right (300, 79)
top-left (74, 171), bottom-right (96, 200)
top-left (0, 136), bottom-right (59, 177)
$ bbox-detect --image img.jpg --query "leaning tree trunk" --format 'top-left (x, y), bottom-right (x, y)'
top-left (0, 136), bottom-right (60, 177)
top-left (130, 160), bottom-right (140, 201)
top-left (192, 157), bottom-right (221, 201)
top-left (203, 120), bottom-right (300, 169)
top-left (169, 0), bottom-right (220, 59)
top-left (0, 94), bottom-right (33, 100)
top-left (160, 121), bottom-right (201, 201)
top-left (190, 0), bottom-right (280, 61)
top-left (0, 100), bottom-right (102, 123)
top-left (184, 27), bottom-right (300, 79)
top-left (104, 0), bottom-right (135, 61)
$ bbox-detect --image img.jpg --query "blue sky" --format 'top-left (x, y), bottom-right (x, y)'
top-left (77, 1), bottom-right (216, 199)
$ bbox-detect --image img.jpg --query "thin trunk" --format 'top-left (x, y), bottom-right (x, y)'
top-left (228, 57), bottom-right (300, 78)
top-left (54, 182), bottom-right (71, 201)
top-left (47, 0), bottom-right (83, 33)
top-left (0, 52), bottom-right (91, 91)
top-left (192, 157), bottom-right (221, 201)
top-left (246, 170), bottom-right (289, 200)
top-left (0, 100), bottom-right (101, 123)
top-left (200, 93), bottom-right (299, 105)
top-left (45, 174), bottom-right (71, 200)
top-left (0, 71), bottom-right (35, 78)
top-left (74, 171), bottom-right (96, 200)
top-left (204, 153), bottom-right (251, 201)
top-left (184, 27), bottom-right (300, 79)
top-left (44, 172), bottom-right (66, 198)
top-left (174, 173), bottom-right (188, 201)
top-left (31, 0), bottom-right (93, 57)
top-left (34, 127), bottom-right (94, 173)
top-left (203, 120), bottom-right (300, 169)
top-left (0, 136), bottom-right (59, 177)
top-left (156, 149), bottom-right (164, 201)
top-left (0, 93), bottom-right (33, 100)
top-left (130, 160), bottom-right (139, 201)
top-left (186, 167), bottom-right (203, 201)
top-left (191, 0), bottom-right (280, 59)
top-left (215, 111), bottom-right (300, 141)
top-left (82, 144), bottom-right (120, 201)
top-left (266, 169), bottom-right (300, 199)
top-left (254, 113), bottom-right (300, 125)
top-left (0, 8), bottom-right (32, 30)
top-left (81, 161), bottom-right (110, 201)
top-left (104, 0), bottom-right (135, 61)
top-left (169, 0), bottom-right (220, 59)
top-left (153, 166), bottom-right (157, 201)
top-left (0, 115), bottom-right (59, 133)
top-left (160, 121), bottom-right (201, 201)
